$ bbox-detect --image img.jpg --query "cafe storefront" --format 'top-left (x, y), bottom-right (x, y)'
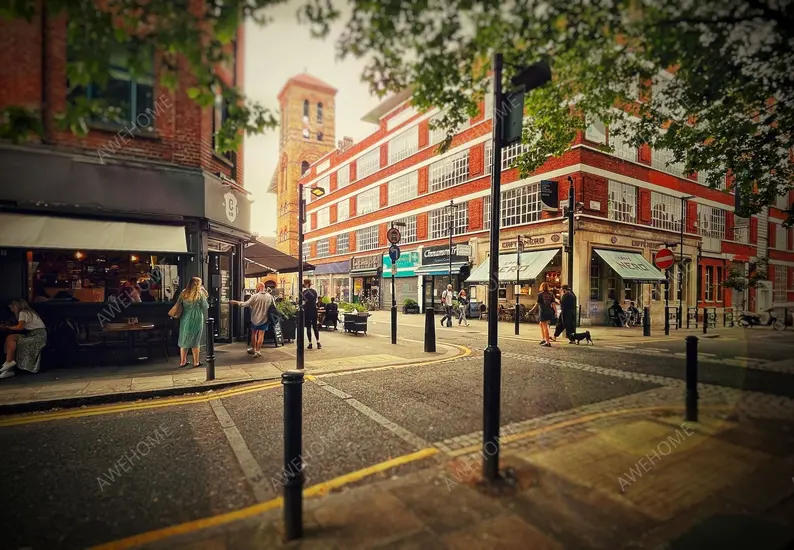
top-left (0, 146), bottom-right (253, 365)
top-left (415, 244), bottom-right (472, 313)
top-left (309, 260), bottom-right (350, 302)
top-left (381, 250), bottom-right (421, 307)
top-left (350, 253), bottom-right (382, 306)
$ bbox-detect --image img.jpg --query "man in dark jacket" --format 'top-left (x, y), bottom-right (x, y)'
top-left (553, 285), bottom-right (577, 342)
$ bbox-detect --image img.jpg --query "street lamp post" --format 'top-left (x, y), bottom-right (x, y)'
top-left (390, 221), bottom-right (406, 345)
top-left (447, 199), bottom-right (456, 328)
top-left (566, 176), bottom-right (576, 334)
top-left (483, 53), bottom-right (551, 482)
top-left (296, 184), bottom-right (326, 370)
top-left (678, 195), bottom-right (694, 328)
top-left (515, 236), bottom-right (522, 335)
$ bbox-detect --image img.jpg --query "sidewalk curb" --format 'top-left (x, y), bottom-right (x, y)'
top-left (0, 376), bottom-right (281, 417)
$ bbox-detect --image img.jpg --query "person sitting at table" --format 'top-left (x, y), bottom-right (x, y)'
top-left (0, 299), bottom-right (47, 379)
top-left (121, 277), bottom-right (142, 303)
top-left (176, 277), bottom-right (209, 368)
top-left (324, 297), bottom-right (339, 329)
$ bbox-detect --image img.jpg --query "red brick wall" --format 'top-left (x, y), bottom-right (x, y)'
top-left (379, 183), bottom-right (388, 208)
top-left (470, 197), bottom-right (485, 231)
top-left (378, 224), bottom-right (387, 247)
top-left (310, 212), bottom-right (317, 230)
top-left (638, 188), bottom-right (651, 224)
top-left (470, 142), bottom-right (485, 177)
top-left (379, 143), bottom-right (388, 170)
top-left (581, 173), bottom-right (608, 216)
top-left (418, 167), bottom-right (429, 195)
top-left (330, 172), bottom-right (338, 192)
top-left (686, 201), bottom-right (698, 233)
top-left (750, 217), bottom-right (758, 244)
top-left (725, 211), bottom-right (735, 241)
top-left (417, 212), bottom-right (428, 240)
top-left (329, 204), bottom-right (338, 224)
top-left (769, 222), bottom-right (776, 247)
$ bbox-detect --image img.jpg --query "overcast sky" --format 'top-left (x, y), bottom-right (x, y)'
top-left (243, 2), bottom-right (383, 238)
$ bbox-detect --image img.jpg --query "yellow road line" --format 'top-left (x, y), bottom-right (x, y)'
top-left (448, 404), bottom-right (733, 457)
top-left (0, 380), bottom-right (283, 427)
top-left (90, 447), bottom-right (439, 550)
top-left (314, 344), bottom-right (472, 378)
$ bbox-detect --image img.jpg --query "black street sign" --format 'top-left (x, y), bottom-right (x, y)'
top-left (540, 180), bottom-right (559, 211)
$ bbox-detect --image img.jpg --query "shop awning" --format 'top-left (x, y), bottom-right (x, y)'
top-left (468, 249), bottom-right (558, 284)
top-left (414, 262), bottom-right (468, 276)
top-left (349, 268), bottom-right (380, 277)
top-left (0, 212), bottom-right (187, 253)
top-left (313, 260), bottom-right (350, 275)
top-left (244, 239), bottom-right (313, 276)
top-left (594, 249), bottom-right (666, 283)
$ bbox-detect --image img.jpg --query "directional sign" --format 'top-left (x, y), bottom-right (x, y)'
top-left (387, 227), bottom-right (401, 245)
top-left (654, 247), bottom-right (676, 271)
top-left (389, 244), bottom-right (401, 262)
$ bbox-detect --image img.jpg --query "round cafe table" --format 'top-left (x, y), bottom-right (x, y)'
top-left (102, 322), bottom-right (155, 360)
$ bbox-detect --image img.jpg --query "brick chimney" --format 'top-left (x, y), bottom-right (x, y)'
top-left (337, 136), bottom-right (354, 152)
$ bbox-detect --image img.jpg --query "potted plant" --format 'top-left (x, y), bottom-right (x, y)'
top-left (276, 300), bottom-right (298, 342)
top-left (402, 298), bottom-right (420, 314)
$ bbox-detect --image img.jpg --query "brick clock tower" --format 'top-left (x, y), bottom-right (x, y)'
top-left (270, 73), bottom-right (337, 257)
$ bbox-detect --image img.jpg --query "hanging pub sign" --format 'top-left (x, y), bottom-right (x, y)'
top-left (540, 180), bottom-right (559, 211)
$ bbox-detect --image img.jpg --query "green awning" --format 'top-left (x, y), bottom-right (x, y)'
top-left (467, 249), bottom-right (559, 284)
top-left (415, 262), bottom-right (467, 276)
top-left (594, 249), bottom-right (666, 283)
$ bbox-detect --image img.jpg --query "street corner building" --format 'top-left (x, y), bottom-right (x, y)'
top-left (284, 77), bottom-right (794, 325)
top-left (0, 11), bottom-right (254, 346)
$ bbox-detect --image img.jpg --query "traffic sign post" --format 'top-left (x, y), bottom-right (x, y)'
top-left (654, 248), bottom-right (675, 271)
top-left (389, 243), bottom-right (400, 345)
top-left (389, 244), bottom-right (401, 262)
top-left (387, 227), bottom-right (401, 245)
top-left (656, 248), bottom-right (675, 336)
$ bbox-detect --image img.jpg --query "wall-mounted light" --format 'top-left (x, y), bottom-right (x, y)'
top-left (130, 255), bottom-right (139, 262)
top-left (75, 251), bottom-right (84, 260)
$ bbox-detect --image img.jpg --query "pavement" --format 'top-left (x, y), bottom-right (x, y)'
top-left (0, 329), bottom-right (464, 412)
top-left (1, 313), bottom-right (793, 549)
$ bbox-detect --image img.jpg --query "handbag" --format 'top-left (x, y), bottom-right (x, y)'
top-left (168, 298), bottom-right (183, 319)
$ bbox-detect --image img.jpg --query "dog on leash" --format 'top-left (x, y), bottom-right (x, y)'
top-left (572, 330), bottom-right (593, 345)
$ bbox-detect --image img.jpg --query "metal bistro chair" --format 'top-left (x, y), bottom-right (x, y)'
top-left (63, 318), bottom-right (104, 367)
top-left (479, 304), bottom-right (487, 320)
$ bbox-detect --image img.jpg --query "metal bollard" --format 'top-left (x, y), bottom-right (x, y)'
top-left (205, 317), bottom-right (216, 382)
top-left (685, 336), bottom-right (698, 422)
top-left (702, 307), bottom-right (707, 335)
top-left (424, 307), bottom-right (436, 353)
top-left (282, 370), bottom-right (304, 541)
top-left (578, 304), bottom-right (582, 326)
top-left (643, 306), bottom-right (651, 336)
top-left (664, 307), bottom-right (670, 336)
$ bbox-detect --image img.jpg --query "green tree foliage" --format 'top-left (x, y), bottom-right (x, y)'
top-left (309, 0), bottom-right (794, 222)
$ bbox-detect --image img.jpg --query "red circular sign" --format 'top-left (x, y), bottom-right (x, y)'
top-left (654, 248), bottom-right (675, 270)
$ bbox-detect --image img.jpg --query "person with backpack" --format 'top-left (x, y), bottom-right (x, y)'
top-left (439, 284), bottom-right (455, 327)
top-left (537, 282), bottom-right (556, 347)
top-left (457, 289), bottom-right (470, 326)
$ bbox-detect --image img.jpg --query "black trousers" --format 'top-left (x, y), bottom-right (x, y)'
top-left (305, 314), bottom-right (319, 342)
top-left (554, 311), bottom-right (576, 340)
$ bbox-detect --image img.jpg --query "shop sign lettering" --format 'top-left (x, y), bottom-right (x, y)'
top-left (631, 240), bottom-right (663, 250)
top-left (501, 237), bottom-right (547, 250)
top-left (422, 245), bottom-right (470, 265)
top-left (352, 254), bottom-right (380, 270)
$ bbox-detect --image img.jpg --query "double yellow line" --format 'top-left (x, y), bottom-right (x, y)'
top-left (0, 379), bottom-right (288, 427)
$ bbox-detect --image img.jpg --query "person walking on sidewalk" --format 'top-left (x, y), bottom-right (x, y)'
top-left (553, 285), bottom-right (577, 343)
top-left (457, 289), bottom-right (470, 326)
top-left (177, 277), bottom-right (209, 368)
top-left (230, 282), bottom-right (274, 358)
top-left (439, 284), bottom-right (455, 327)
top-left (303, 279), bottom-right (321, 349)
top-left (537, 282), bottom-right (556, 347)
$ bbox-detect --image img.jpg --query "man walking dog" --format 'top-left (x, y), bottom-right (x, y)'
top-left (553, 285), bottom-right (577, 343)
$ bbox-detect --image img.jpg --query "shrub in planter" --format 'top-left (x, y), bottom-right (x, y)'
top-left (402, 298), bottom-right (420, 314)
top-left (275, 300), bottom-right (297, 341)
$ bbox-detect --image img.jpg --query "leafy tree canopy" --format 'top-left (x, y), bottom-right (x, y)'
top-left (1, 0), bottom-right (792, 224)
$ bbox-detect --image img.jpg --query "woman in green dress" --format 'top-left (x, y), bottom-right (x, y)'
top-left (177, 277), bottom-right (209, 368)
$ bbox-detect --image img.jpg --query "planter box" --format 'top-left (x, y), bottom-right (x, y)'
top-left (343, 312), bottom-right (370, 335)
top-left (279, 315), bottom-right (297, 342)
top-left (403, 304), bottom-right (421, 314)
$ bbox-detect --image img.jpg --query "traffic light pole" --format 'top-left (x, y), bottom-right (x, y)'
top-left (567, 176), bottom-right (576, 334)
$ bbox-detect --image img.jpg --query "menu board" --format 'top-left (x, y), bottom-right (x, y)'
top-left (219, 268), bottom-right (230, 338)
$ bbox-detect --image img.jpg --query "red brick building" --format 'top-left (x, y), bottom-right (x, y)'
top-left (0, 6), bottom-right (252, 342)
top-left (299, 86), bottom-right (794, 325)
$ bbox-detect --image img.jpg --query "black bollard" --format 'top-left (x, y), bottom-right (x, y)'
top-left (205, 317), bottom-right (216, 382)
top-left (282, 370), bottom-right (304, 541)
top-left (702, 307), bottom-right (707, 335)
top-left (424, 307), bottom-right (436, 353)
top-left (664, 307), bottom-right (670, 336)
top-left (643, 306), bottom-right (651, 336)
top-left (578, 304), bottom-right (582, 326)
top-left (685, 336), bottom-right (698, 422)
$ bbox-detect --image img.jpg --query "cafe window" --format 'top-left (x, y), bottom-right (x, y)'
top-left (623, 281), bottom-right (637, 302)
top-left (607, 268), bottom-right (618, 300)
top-left (28, 251), bottom-right (181, 304)
top-left (705, 265), bottom-right (713, 301)
top-left (590, 255), bottom-right (601, 300)
top-left (716, 266), bottom-right (723, 301)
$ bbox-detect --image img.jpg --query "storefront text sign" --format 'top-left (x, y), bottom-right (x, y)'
top-left (500, 236), bottom-right (554, 251)
top-left (422, 245), bottom-right (470, 266)
top-left (351, 253), bottom-right (381, 271)
top-left (631, 239), bottom-right (663, 250)
top-left (614, 255), bottom-right (653, 273)
top-left (382, 251), bottom-right (420, 277)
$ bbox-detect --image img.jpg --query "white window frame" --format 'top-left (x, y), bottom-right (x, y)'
top-left (698, 204), bottom-right (726, 253)
top-left (652, 147), bottom-right (687, 178)
top-left (429, 151), bottom-right (469, 192)
top-left (429, 113), bottom-right (446, 146)
top-left (393, 215), bottom-right (417, 244)
top-left (388, 172), bottom-right (418, 206)
top-left (357, 187), bottom-right (380, 215)
top-left (483, 195), bottom-right (491, 230)
top-left (608, 180), bottom-right (637, 223)
top-left (501, 183), bottom-right (541, 228)
top-left (705, 265), bottom-right (713, 302)
top-left (774, 222), bottom-right (787, 250)
top-left (302, 241), bottom-right (310, 259)
top-left (316, 239), bottom-right (329, 258)
top-left (484, 141), bottom-right (493, 176)
top-left (337, 164), bottom-right (350, 188)
top-left (501, 141), bottom-right (527, 170)
top-left (388, 125), bottom-right (419, 165)
top-left (316, 207), bottom-right (330, 229)
top-left (773, 265), bottom-right (787, 303)
top-left (337, 199), bottom-right (350, 222)
top-left (608, 120), bottom-right (637, 162)
top-left (356, 149), bottom-right (380, 180)
top-left (697, 168), bottom-right (725, 189)
top-left (429, 203), bottom-right (469, 239)
top-left (336, 233), bottom-right (349, 254)
top-left (651, 191), bottom-right (682, 232)
top-left (356, 225), bottom-right (379, 251)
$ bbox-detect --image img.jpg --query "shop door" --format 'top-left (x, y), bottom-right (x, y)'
top-left (208, 251), bottom-right (233, 342)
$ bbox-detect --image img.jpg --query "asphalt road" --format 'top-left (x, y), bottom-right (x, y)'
top-left (0, 313), bottom-right (791, 549)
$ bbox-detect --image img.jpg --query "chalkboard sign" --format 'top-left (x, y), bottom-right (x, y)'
top-left (272, 320), bottom-right (284, 347)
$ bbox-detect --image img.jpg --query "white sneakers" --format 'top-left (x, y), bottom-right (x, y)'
top-left (0, 361), bottom-right (16, 379)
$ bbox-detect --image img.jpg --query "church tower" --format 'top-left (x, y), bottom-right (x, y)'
top-left (269, 73), bottom-right (337, 257)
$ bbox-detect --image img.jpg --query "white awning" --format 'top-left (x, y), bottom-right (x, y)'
top-left (468, 249), bottom-right (559, 284)
top-left (0, 213), bottom-right (187, 253)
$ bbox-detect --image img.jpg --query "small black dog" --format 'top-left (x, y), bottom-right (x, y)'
top-left (572, 330), bottom-right (593, 345)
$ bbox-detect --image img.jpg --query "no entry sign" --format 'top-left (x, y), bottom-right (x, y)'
top-left (654, 248), bottom-right (675, 270)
